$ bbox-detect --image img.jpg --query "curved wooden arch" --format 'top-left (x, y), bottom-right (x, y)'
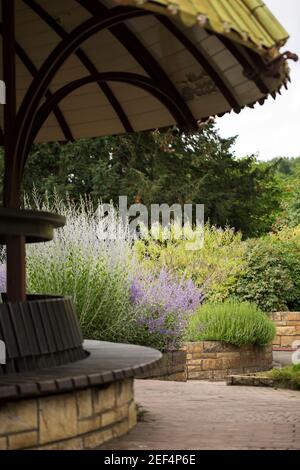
top-left (75, 0), bottom-right (196, 124)
top-left (15, 42), bottom-right (74, 141)
top-left (14, 7), bottom-right (151, 178)
top-left (24, 0), bottom-right (133, 133)
top-left (78, 1), bottom-right (241, 110)
top-left (25, 72), bottom-right (192, 165)
top-left (0, 23), bottom-right (74, 141)
top-left (25, 0), bottom-right (195, 133)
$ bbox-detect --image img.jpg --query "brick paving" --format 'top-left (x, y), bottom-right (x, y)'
top-left (101, 380), bottom-right (300, 450)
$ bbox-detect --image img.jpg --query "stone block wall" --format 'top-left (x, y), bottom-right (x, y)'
top-left (0, 378), bottom-right (136, 450)
top-left (269, 312), bottom-right (300, 348)
top-left (182, 342), bottom-right (273, 381)
top-left (137, 350), bottom-right (187, 381)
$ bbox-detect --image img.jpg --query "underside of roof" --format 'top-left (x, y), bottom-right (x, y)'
top-left (116, 0), bottom-right (290, 55)
top-left (0, 0), bottom-right (297, 149)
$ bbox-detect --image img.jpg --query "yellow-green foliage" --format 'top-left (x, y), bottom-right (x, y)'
top-left (134, 224), bottom-right (246, 302)
top-left (135, 222), bottom-right (300, 311)
top-left (272, 224), bottom-right (300, 243)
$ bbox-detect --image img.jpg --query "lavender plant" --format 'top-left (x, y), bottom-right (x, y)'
top-left (130, 268), bottom-right (204, 350)
top-left (26, 194), bottom-right (139, 343)
top-left (185, 301), bottom-right (276, 346)
top-left (0, 245), bottom-right (5, 263)
top-left (0, 264), bottom-right (6, 293)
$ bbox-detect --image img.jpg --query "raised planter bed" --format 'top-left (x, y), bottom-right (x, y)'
top-left (269, 312), bottom-right (300, 348)
top-left (138, 341), bottom-right (273, 382)
top-left (182, 341), bottom-right (273, 381)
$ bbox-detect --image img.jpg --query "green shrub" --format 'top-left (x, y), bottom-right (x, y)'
top-left (232, 235), bottom-right (300, 312)
top-left (185, 301), bottom-right (276, 346)
top-left (135, 224), bottom-right (246, 302)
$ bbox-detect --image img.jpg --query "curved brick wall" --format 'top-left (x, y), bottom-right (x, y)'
top-left (182, 342), bottom-right (273, 381)
top-left (269, 312), bottom-right (300, 348)
top-left (0, 379), bottom-right (136, 450)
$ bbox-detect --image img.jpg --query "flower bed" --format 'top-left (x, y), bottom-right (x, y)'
top-left (182, 341), bottom-right (273, 381)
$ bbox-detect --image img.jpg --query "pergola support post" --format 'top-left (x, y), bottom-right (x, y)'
top-left (6, 236), bottom-right (26, 302)
top-left (2, 0), bottom-right (27, 302)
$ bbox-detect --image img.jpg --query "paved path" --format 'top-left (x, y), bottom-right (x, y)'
top-left (102, 380), bottom-right (300, 450)
top-left (273, 350), bottom-right (294, 366)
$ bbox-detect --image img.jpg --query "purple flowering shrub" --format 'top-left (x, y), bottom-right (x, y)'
top-left (0, 264), bottom-right (6, 293)
top-left (130, 268), bottom-right (204, 350)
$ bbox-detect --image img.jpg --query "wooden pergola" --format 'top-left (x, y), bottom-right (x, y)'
top-left (0, 0), bottom-right (297, 374)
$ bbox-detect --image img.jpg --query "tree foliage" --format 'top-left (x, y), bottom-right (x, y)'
top-left (0, 125), bottom-right (283, 237)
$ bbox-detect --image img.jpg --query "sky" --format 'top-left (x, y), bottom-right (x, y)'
top-left (216, 0), bottom-right (300, 161)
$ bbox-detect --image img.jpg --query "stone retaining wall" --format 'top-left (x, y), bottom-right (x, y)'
top-left (182, 342), bottom-right (273, 381)
top-left (0, 378), bottom-right (136, 450)
top-left (269, 312), bottom-right (300, 348)
top-left (137, 351), bottom-right (187, 382)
